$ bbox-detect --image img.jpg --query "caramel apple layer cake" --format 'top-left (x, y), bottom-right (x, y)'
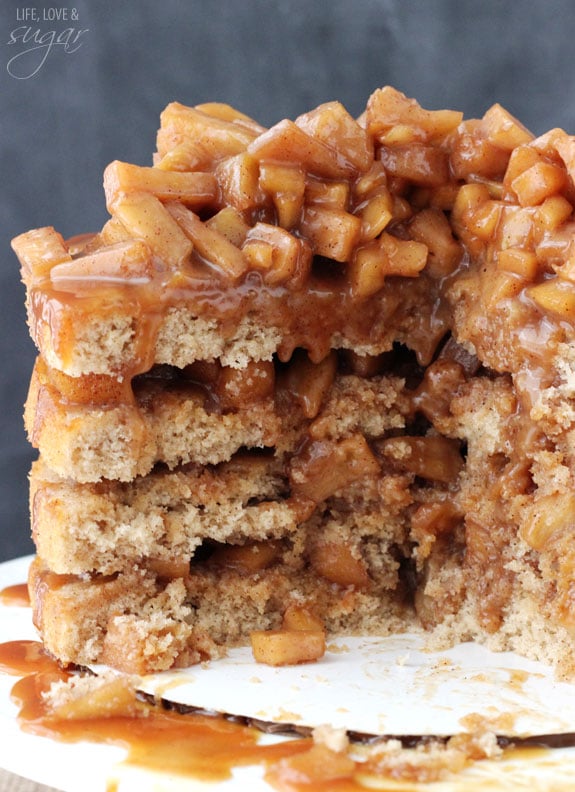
top-left (13, 87), bottom-right (575, 676)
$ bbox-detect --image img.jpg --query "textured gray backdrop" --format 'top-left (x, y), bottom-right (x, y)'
top-left (2, 0), bottom-right (575, 562)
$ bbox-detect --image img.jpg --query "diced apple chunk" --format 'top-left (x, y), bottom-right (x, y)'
top-left (109, 191), bottom-right (193, 266)
top-left (208, 540), bottom-right (281, 573)
top-left (366, 86), bottom-right (462, 141)
top-left (408, 208), bottom-right (461, 277)
top-left (521, 492), bottom-right (575, 551)
top-left (511, 161), bottom-right (567, 207)
top-left (251, 629), bottom-right (326, 666)
top-left (290, 434), bottom-right (380, 503)
top-left (282, 349), bottom-right (337, 419)
top-left (48, 676), bottom-right (140, 720)
top-left (298, 205), bottom-right (361, 262)
top-left (259, 163), bottom-right (306, 229)
top-left (12, 227), bottom-right (72, 281)
top-left (166, 202), bottom-right (248, 280)
top-left (157, 102), bottom-right (258, 160)
top-left (481, 103), bottom-right (534, 150)
top-left (282, 604), bottom-right (325, 633)
top-left (104, 160), bottom-right (217, 208)
top-left (206, 207), bottom-right (250, 247)
top-left (50, 240), bottom-right (153, 286)
top-left (527, 278), bottom-right (575, 318)
top-left (379, 232), bottom-right (428, 278)
top-left (248, 119), bottom-right (358, 180)
top-left (348, 243), bottom-right (387, 298)
top-left (377, 435), bottom-right (463, 483)
top-left (242, 222), bottom-right (312, 285)
top-left (496, 247), bottom-right (538, 280)
top-left (380, 144), bottom-right (450, 186)
top-left (309, 541), bottom-right (370, 588)
top-left (356, 190), bottom-right (393, 242)
top-left (216, 152), bottom-right (262, 212)
top-left (295, 100), bottom-right (373, 171)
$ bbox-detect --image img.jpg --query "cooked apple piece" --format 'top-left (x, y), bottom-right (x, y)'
top-left (511, 161), bottom-right (567, 207)
top-left (242, 222), bottom-right (312, 285)
top-left (250, 628), bottom-right (326, 666)
top-left (537, 195), bottom-right (573, 231)
top-left (216, 151), bottom-right (262, 212)
top-left (354, 161), bottom-right (388, 199)
top-left (248, 119), bottom-right (358, 180)
top-left (527, 278), bottom-right (575, 318)
top-left (299, 205), bottom-right (361, 262)
top-left (148, 558), bottom-right (191, 579)
top-left (282, 349), bottom-right (337, 419)
top-left (356, 189), bottom-right (393, 242)
top-left (282, 604), bottom-right (325, 633)
top-left (206, 206), bottom-right (250, 247)
top-left (483, 271), bottom-right (527, 310)
top-left (380, 144), bottom-right (449, 186)
top-left (451, 183), bottom-right (492, 230)
top-left (166, 202), bottom-right (248, 280)
top-left (450, 122), bottom-right (511, 180)
top-left (521, 492), bottom-right (575, 551)
top-left (379, 232), bottom-right (428, 278)
top-left (48, 675), bottom-right (140, 720)
top-left (50, 240), bottom-right (153, 286)
top-left (503, 145), bottom-right (545, 189)
top-left (193, 101), bottom-right (266, 135)
top-left (104, 161), bottom-right (217, 208)
top-left (377, 435), bottom-right (463, 483)
top-left (496, 248), bottom-right (538, 280)
top-left (154, 141), bottom-right (212, 172)
top-left (208, 540), bottom-right (281, 573)
top-left (481, 103), bottom-right (534, 150)
top-left (295, 100), bottom-right (373, 171)
top-left (305, 179), bottom-right (350, 209)
top-left (461, 199), bottom-right (503, 242)
top-left (290, 434), bottom-right (380, 503)
top-left (366, 86), bottom-right (462, 141)
top-left (408, 208), bottom-right (461, 277)
top-left (309, 541), bottom-right (370, 588)
top-left (259, 163), bottom-right (306, 229)
top-left (348, 242), bottom-right (387, 299)
top-left (109, 191), bottom-right (193, 266)
top-left (157, 102), bottom-right (258, 160)
top-left (99, 217), bottom-right (133, 246)
top-left (215, 359), bottom-right (275, 409)
top-left (12, 226), bottom-right (72, 281)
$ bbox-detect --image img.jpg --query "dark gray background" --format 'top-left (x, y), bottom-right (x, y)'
top-left (1, 0), bottom-right (574, 562)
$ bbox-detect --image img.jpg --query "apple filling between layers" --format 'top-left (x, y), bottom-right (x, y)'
top-left (13, 87), bottom-right (575, 676)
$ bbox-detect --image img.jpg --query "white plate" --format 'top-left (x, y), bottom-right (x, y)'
top-left (4, 555), bottom-right (575, 791)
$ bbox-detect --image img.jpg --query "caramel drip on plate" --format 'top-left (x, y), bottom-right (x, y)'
top-left (0, 583), bottom-right (31, 607)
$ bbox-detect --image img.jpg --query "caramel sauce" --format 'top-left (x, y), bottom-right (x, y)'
top-left (0, 640), bottom-right (56, 676)
top-left (0, 582), bottom-right (30, 607)
top-left (10, 673), bottom-right (311, 785)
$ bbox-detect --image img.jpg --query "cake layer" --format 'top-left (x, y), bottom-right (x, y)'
top-left (25, 356), bottom-right (282, 482)
top-left (28, 556), bottom-right (413, 673)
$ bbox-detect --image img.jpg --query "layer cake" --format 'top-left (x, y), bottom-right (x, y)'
top-left (12, 87), bottom-right (575, 676)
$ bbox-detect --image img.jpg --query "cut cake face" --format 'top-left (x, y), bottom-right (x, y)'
top-left (12, 87), bottom-right (575, 676)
